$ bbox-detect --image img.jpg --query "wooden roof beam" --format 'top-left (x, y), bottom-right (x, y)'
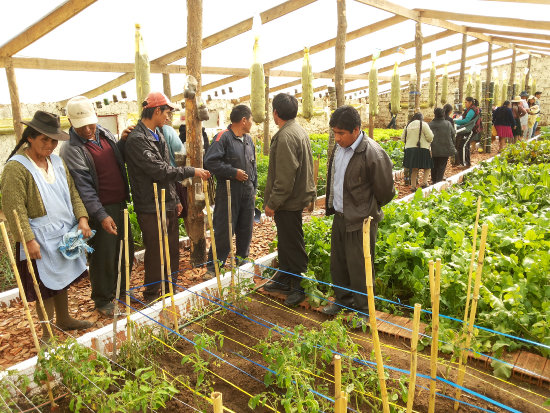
top-left (0, 0), bottom-right (97, 57)
top-left (488, 36), bottom-right (550, 50)
top-left (465, 27), bottom-right (550, 42)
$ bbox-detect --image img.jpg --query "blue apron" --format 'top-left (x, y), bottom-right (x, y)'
top-left (12, 154), bottom-right (87, 290)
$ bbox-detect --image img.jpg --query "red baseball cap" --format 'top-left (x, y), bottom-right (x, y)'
top-left (144, 92), bottom-right (177, 110)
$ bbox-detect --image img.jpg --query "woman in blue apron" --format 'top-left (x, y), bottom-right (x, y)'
top-left (1, 111), bottom-right (93, 342)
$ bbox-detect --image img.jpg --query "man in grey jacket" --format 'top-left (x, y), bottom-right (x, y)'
top-left (60, 96), bottom-right (134, 317)
top-left (263, 93), bottom-right (315, 307)
top-left (322, 106), bottom-right (395, 325)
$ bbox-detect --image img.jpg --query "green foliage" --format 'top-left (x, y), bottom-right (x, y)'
top-left (0, 370), bottom-right (30, 410)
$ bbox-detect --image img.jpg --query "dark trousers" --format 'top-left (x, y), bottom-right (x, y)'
top-left (330, 213), bottom-right (377, 313)
top-left (137, 209), bottom-right (179, 299)
top-left (455, 133), bottom-right (472, 167)
top-left (274, 210), bottom-right (307, 291)
top-left (431, 157), bottom-right (449, 184)
top-left (387, 115), bottom-right (397, 129)
top-left (88, 202), bottom-right (134, 308)
top-left (207, 181), bottom-right (255, 271)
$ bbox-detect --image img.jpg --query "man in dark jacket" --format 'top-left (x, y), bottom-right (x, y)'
top-left (203, 105), bottom-right (257, 277)
top-left (61, 96), bottom-right (134, 317)
top-left (262, 93), bottom-right (316, 307)
top-left (125, 92), bottom-right (210, 302)
top-left (322, 106), bottom-right (395, 324)
top-left (429, 107), bottom-right (456, 184)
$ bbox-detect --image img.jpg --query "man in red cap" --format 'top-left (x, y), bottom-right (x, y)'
top-left (125, 92), bottom-right (210, 303)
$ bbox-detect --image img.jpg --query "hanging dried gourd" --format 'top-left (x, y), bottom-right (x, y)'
top-left (135, 24), bottom-right (151, 107)
top-left (428, 61), bottom-right (436, 107)
top-left (390, 62), bottom-right (400, 116)
top-left (301, 47), bottom-right (314, 120)
top-left (531, 77), bottom-right (537, 95)
top-left (369, 57), bottom-right (378, 117)
top-left (440, 64), bottom-right (448, 105)
top-left (465, 74), bottom-right (473, 98)
top-left (493, 76), bottom-right (500, 107)
top-left (250, 36), bottom-right (265, 123)
top-left (501, 81), bottom-right (508, 103)
top-left (474, 73), bottom-right (482, 102)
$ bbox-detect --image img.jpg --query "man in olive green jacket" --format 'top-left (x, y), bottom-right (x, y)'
top-left (263, 93), bottom-right (316, 307)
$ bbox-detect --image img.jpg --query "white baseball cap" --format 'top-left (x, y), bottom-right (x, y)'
top-left (66, 96), bottom-right (98, 128)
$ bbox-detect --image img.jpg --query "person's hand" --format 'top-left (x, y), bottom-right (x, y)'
top-left (235, 169), bottom-right (248, 182)
top-left (120, 125), bottom-right (135, 140)
top-left (194, 168), bottom-right (211, 179)
top-left (26, 239), bottom-right (41, 260)
top-left (101, 216), bottom-right (117, 235)
top-left (265, 205), bottom-right (275, 218)
top-left (176, 203), bottom-right (183, 216)
top-left (78, 217), bottom-right (92, 238)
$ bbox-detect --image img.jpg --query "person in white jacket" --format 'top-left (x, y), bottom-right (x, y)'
top-left (401, 113), bottom-right (434, 190)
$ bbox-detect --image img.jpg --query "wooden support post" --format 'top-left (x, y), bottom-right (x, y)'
top-left (186, 0), bottom-right (207, 266)
top-left (112, 240), bottom-right (123, 361)
top-left (414, 22), bottom-right (423, 112)
top-left (483, 43), bottom-right (493, 153)
top-left (335, 0), bottom-right (346, 108)
top-left (428, 259), bottom-right (441, 413)
top-left (458, 34), bottom-right (467, 112)
top-left (525, 55), bottom-right (532, 93)
top-left (263, 74), bottom-right (270, 156)
top-left (161, 189), bottom-right (179, 330)
top-left (363, 217), bottom-right (389, 413)
top-left (509, 46), bottom-right (516, 94)
top-left (334, 354), bottom-right (342, 399)
top-left (368, 115), bottom-right (374, 140)
top-left (335, 390), bottom-right (347, 413)
top-left (203, 180), bottom-right (223, 299)
top-left (1, 222), bottom-right (57, 408)
top-left (124, 209), bottom-right (131, 341)
top-left (408, 77), bottom-right (416, 123)
top-left (327, 86), bottom-right (337, 170)
top-left (454, 224), bottom-right (489, 410)
top-left (153, 184), bottom-right (166, 310)
top-left (212, 391), bottom-right (223, 413)
top-left (226, 180), bottom-right (236, 289)
top-left (5, 59), bottom-right (24, 142)
top-left (406, 303), bottom-right (421, 413)
top-left (162, 73), bottom-right (172, 100)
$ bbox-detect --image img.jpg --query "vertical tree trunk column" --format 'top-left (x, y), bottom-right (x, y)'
top-left (509, 46), bottom-right (516, 98)
top-left (483, 43), bottom-right (493, 153)
top-left (458, 34), bottom-right (467, 113)
top-left (525, 55), bottom-right (532, 94)
top-left (163, 73), bottom-right (172, 100)
top-left (414, 22), bottom-right (422, 112)
top-left (263, 74), bottom-right (270, 156)
top-left (186, 0), bottom-right (206, 266)
top-left (408, 79), bottom-right (416, 123)
top-left (335, 0), bottom-right (346, 108)
top-left (327, 86), bottom-right (337, 170)
top-left (5, 59), bottom-right (24, 142)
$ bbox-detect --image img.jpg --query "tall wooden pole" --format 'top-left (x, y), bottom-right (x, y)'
top-left (5, 59), bottom-right (24, 142)
top-left (124, 209), bottom-right (131, 341)
top-left (406, 303), bottom-right (422, 413)
top-left (263, 74), bottom-right (270, 156)
top-left (162, 73), bottom-right (172, 100)
top-left (458, 34), bottom-right (467, 112)
top-left (414, 22), bottom-right (422, 112)
top-left (335, 0), bottom-right (346, 107)
top-left (525, 55), bottom-right (532, 94)
top-left (483, 43), bottom-right (493, 153)
top-left (186, 0), bottom-right (206, 266)
top-left (509, 46), bottom-right (516, 97)
top-left (327, 86), bottom-right (337, 170)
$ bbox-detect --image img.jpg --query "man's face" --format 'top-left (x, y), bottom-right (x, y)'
top-left (74, 123), bottom-right (97, 140)
top-left (333, 126), bottom-right (360, 148)
top-left (241, 116), bottom-right (253, 134)
top-left (535, 93), bottom-right (541, 99)
top-left (155, 108), bottom-right (173, 128)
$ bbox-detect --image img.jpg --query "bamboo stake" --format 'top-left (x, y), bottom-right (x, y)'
top-left (363, 217), bottom-right (389, 413)
top-left (112, 240), bottom-right (123, 361)
top-left (12, 210), bottom-right (53, 338)
top-left (124, 209), bottom-right (131, 341)
top-left (428, 259), bottom-right (441, 413)
top-left (339, 391), bottom-right (347, 413)
top-left (406, 303), bottom-right (422, 413)
top-left (454, 223), bottom-right (489, 410)
top-left (153, 183), bottom-right (166, 309)
top-left (212, 391), bottom-right (223, 413)
top-left (1, 222), bottom-right (56, 408)
top-left (161, 189), bottom-right (179, 330)
top-left (226, 180), bottom-right (236, 289)
top-left (203, 180), bottom-right (223, 299)
top-left (334, 354), bottom-right (341, 399)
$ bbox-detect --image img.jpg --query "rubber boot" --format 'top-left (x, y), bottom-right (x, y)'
top-left (284, 277), bottom-right (305, 307)
top-left (53, 290), bottom-right (93, 331)
top-left (263, 271), bottom-right (291, 295)
top-left (36, 297), bottom-right (55, 346)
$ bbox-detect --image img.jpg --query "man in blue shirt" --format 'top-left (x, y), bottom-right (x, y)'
top-left (323, 106), bottom-right (395, 325)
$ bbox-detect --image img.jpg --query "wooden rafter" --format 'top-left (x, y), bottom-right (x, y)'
top-left (488, 36), bottom-right (550, 50)
top-left (465, 27), bottom-right (550, 42)
top-left (482, 0), bottom-right (550, 4)
top-left (0, 0), bottom-right (97, 57)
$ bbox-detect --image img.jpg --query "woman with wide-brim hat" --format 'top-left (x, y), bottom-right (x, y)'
top-left (1, 111), bottom-right (93, 343)
top-left (510, 96), bottom-right (526, 143)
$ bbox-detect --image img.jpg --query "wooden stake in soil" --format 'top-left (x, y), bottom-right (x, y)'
top-left (212, 391), bottom-right (223, 413)
top-left (406, 303), bottom-right (422, 413)
top-left (153, 183), bottom-right (166, 309)
top-left (12, 210), bottom-right (54, 338)
top-left (226, 180), bottom-right (236, 289)
top-left (461, 197), bottom-right (481, 334)
top-left (161, 189), bottom-right (179, 330)
top-left (428, 259), bottom-right (441, 413)
top-left (112, 240), bottom-right (123, 361)
top-left (1, 222), bottom-right (57, 408)
top-left (124, 208), bottom-right (131, 341)
top-left (335, 390), bottom-right (348, 413)
top-left (363, 217), bottom-right (389, 413)
top-left (334, 354), bottom-right (342, 399)
top-left (454, 223), bottom-right (489, 410)
top-left (263, 73), bottom-right (270, 156)
top-left (203, 180), bottom-right (223, 299)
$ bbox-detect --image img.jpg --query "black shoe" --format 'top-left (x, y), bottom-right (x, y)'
top-left (284, 290), bottom-right (305, 307)
top-left (321, 303), bottom-right (346, 316)
top-left (262, 280), bottom-right (291, 295)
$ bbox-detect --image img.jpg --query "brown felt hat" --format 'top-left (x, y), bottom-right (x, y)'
top-left (21, 111), bottom-right (69, 141)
